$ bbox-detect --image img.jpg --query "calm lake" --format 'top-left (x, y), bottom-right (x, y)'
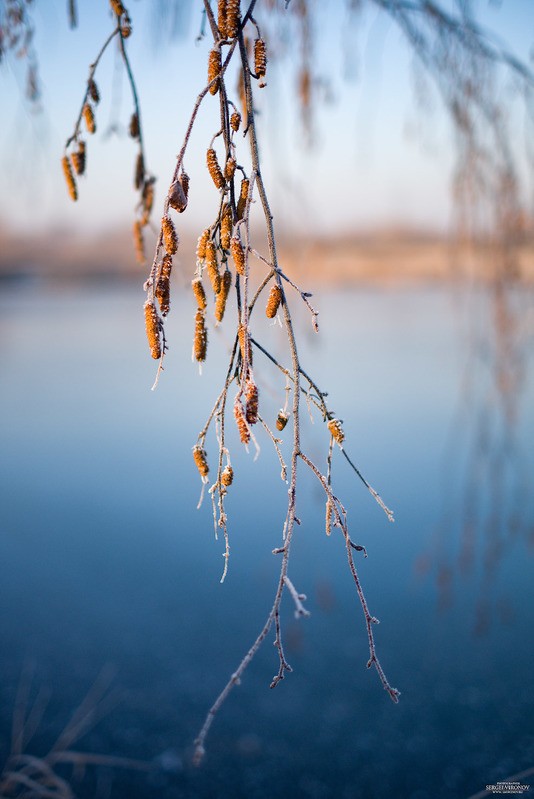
top-left (1, 280), bottom-right (533, 799)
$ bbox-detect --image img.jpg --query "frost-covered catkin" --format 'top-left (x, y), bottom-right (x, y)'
top-left (325, 499), bottom-right (333, 536)
top-left (234, 396), bottom-right (250, 445)
top-left (129, 112), bottom-right (139, 139)
top-left (197, 229), bottom-right (210, 261)
top-left (144, 301), bottom-right (161, 359)
top-left (238, 323), bottom-right (252, 367)
top-left (162, 215), bottom-right (178, 255)
top-left (62, 155), bottom-right (78, 201)
top-left (82, 103), bottom-right (96, 134)
top-left (193, 445), bottom-right (209, 478)
top-left (205, 239), bottom-right (221, 294)
top-left (221, 464), bottom-right (234, 487)
top-left (215, 271), bottom-right (232, 323)
top-left (155, 254), bottom-right (173, 316)
top-left (254, 38), bottom-right (267, 81)
top-left (226, 0), bottom-right (240, 38)
top-left (71, 141), bottom-right (86, 176)
top-left (276, 410), bottom-right (288, 431)
top-left (245, 379), bottom-right (259, 425)
top-left (224, 157), bottom-right (236, 183)
top-left (230, 111), bottom-right (241, 132)
top-left (230, 235), bottom-right (245, 276)
top-left (194, 310), bottom-right (208, 362)
top-left (208, 48), bottom-right (221, 95)
top-left (328, 418), bottom-right (345, 445)
top-left (266, 284), bottom-right (282, 318)
top-left (192, 278), bottom-right (207, 311)
top-left (236, 178), bottom-right (249, 220)
top-left (206, 148), bottom-right (225, 190)
top-left (110, 0), bottom-right (125, 15)
top-left (217, 0), bottom-right (227, 38)
top-left (141, 178), bottom-right (154, 224)
top-left (133, 220), bottom-right (145, 263)
top-left (220, 203), bottom-right (232, 250)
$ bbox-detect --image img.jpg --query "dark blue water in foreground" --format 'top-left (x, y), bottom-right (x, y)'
top-left (1, 281), bottom-right (533, 798)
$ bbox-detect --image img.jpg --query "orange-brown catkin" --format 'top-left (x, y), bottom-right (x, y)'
top-left (230, 235), bottom-right (245, 276)
top-left (141, 177), bottom-right (154, 224)
top-left (230, 111), bottom-right (241, 132)
top-left (245, 379), bottom-right (259, 425)
top-left (161, 215), bottom-right (178, 255)
top-left (217, 0), bottom-right (227, 38)
top-left (254, 38), bottom-right (267, 80)
top-left (238, 323), bottom-right (252, 367)
top-left (83, 103), bottom-right (96, 134)
top-left (144, 301), bottom-right (161, 360)
top-left (224, 156), bottom-right (236, 182)
top-left (206, 148), bottom-right (225, 190)
top-left (192, 278), bottom-right (207, 311)
top-left (135, 152), bottom-right (144, 191)
top-left (266, 284), bottom-right (282, 318)
top-left (215, 270), bottom-right (232, 323)
top-left (208, 48), bottom-right (221, 95)
top-left (155, 254), bottom-right (173, 316)
top-left (226, 0), bottom-right (240, 38)
top-left (129, 112), bottom-right (140, 139)
top-left (276, 410), bottom-right (288, 431)
top-left (205, 239), bottom-right (221, 294)
top-left (193, 445), bottom-right (209, 478)
top-left (133, 220), bottom-right (145, 263)
top-left (220, 202), bottom-right (232, 250)
top-left (221, 464), bottom-right (234, 487)
top-left (180, 172), bottom-right (190, 200)
top-left (110, 0), bottom-right (125, 15)
top-left (61, 155), bottom-right (78, 201)
top-left (234, 396), bottom-right (250, 445)
top-left (71, 140), bottom-right (86, 176)
top-left (194, 309), bottom-right (208, 362)
top-left (327, 418), bottom-right (345, 445)
top-left (88, 78), bottom-right (100, 104)
top-left (197, 229), bottom-right (210, 261)
top-left (236, 177), bottom-right (249, 220)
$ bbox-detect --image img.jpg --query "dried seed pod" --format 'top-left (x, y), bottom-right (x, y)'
top-left (236, 177), bottom-right (249, 219)
top-left (134, 152), bottom-right (144, 191)
top-left (224, 156), bottom-right (236, 182)
top-left (141, 177), bottom-right (155, 224)
top-left (161, 215), bottom-right (178, 255)
top-left (205, 239), bottom-right (221, 294)
top-left (234, 396), bottom-right (250, 445)
top-left (168, 179), bottom-right (187, 213)
top-left (61, 155), bottom-right (77, 201)
top-left (196, 229), bottom-right (210, 261)
top-left (71, 140), bottom-right (86, 176)
top-left (129, 112), bottom-right (139, 139)
top-left (88, 78), bottom-right (100, 104)
top-left (230, 235), bottom-right (245, 276)
top-left (144, 301), bottom-right (161, 360)
top-left (226, 0), bottom-right (240, 38)
top-left (217, 0), bottom-right (228, 38)
top-left (245, 379), bottom-right (259, 425)
top-left (82, 103), bottom-right (96, 134)
top-left (110, 0), bottom-right (125, 16)
top-left (266, 283), bottom-right (282, 318)
top-left (230, 111), bottom-right (241, 132)
top-left (208, 48), bottom-right (221, 95)
top-left (133, 220), bottom-right (145, 263)
top-left (221, 464), bottom-right (234, 487)
top-left (192, 278), bottom-right (207, 311)
top-left (327, 418), bottom-right (345, 445)
top-left (276, 410), bottom-right (288, 431)
top-left (193, 445), bottom-right (209, 478)
top-left (254, 38), bottom-right (267, 80)
top-left (194, 309), bottom-right (208, 362)
top-left (155, 254), bottom-right (173, 316)
top-left (215, 270), bottom-right (232, 323)
top-left (220, 202), bottom-right (232, 250)
top-left (206, 148), bottom-right (225, 190)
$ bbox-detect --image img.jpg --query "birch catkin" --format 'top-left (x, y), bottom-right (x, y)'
top-left (208, 48), bottom-right (221, 95)
top-left (207, 148), bottom-right (225, 190)
top-left (215, 270), bottom-right (232, 322)
top-left (193, 445), bottom-right (209, 478)
top-left (220, 203), bottom-right (232, 250)
top-left (145, 301), bottom-right (161, 360)
top-left (155, 254), bottom-right (172, 316)
top-left (194, 310), bottom-right (208, 362)
top-left (328, 419), bottom-right (345, 445)
top-left (62, 155), bottom-right (78, 201)
top-left (162, 215), bottom-right (178, 255)
top-left (234, 396), bottom-right (250, 444)
top-left (266, 284), bottom-right (282, 318)
top-left (205, 239), bottom-right (221, 294)
top-left (230, 235), bottom-right (245, 276)
top-left (197, 229), bottom-right (210, 261)
top-left (83, 103), bottom-right (96, 134)
top-left (192, 278), bottom-right (207, 311)
top-left (236, 177), bottom-right (249, 219)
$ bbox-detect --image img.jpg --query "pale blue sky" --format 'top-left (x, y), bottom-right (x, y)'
top-left (1, 0), bottom-right (532, 236)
